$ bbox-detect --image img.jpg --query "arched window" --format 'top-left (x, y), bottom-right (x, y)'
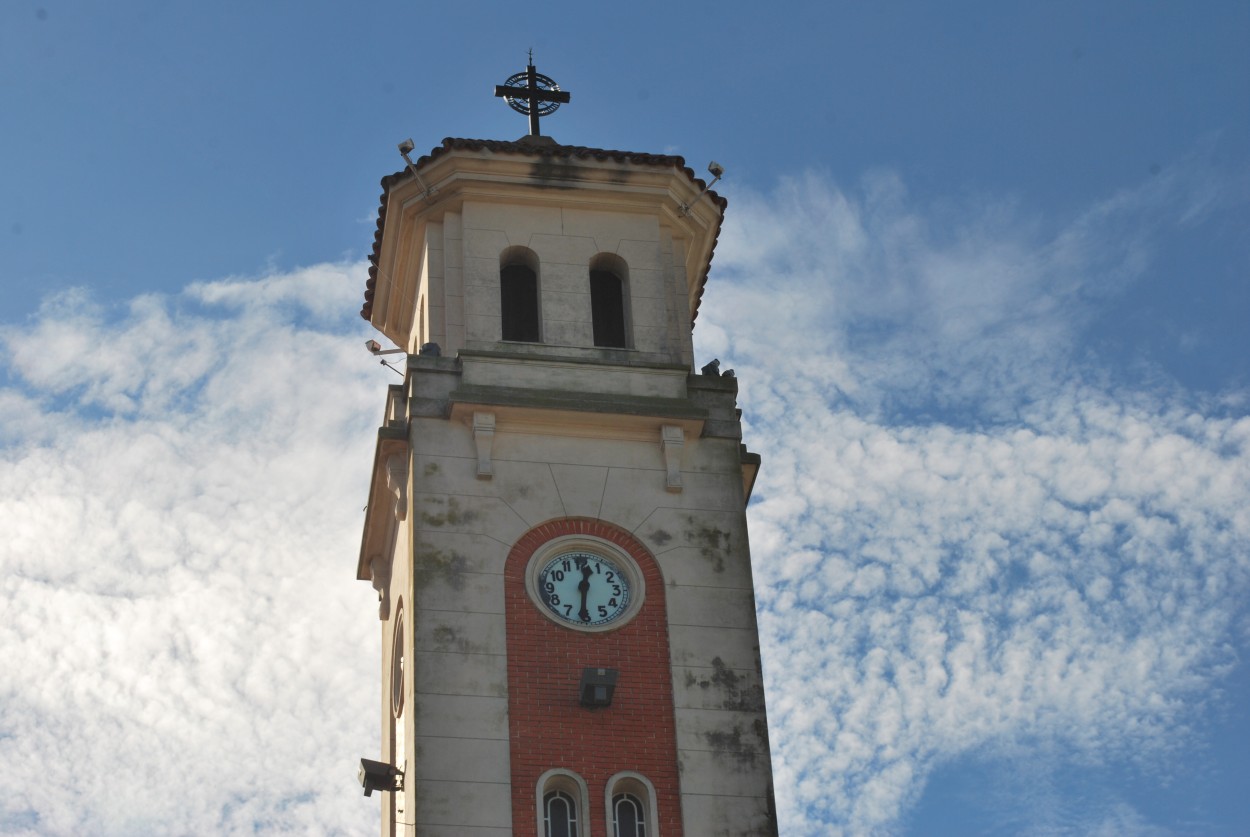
top-left (589, 253), bottom-right (629, 348)
top-left (501, 247), bottom-right (540, 343)
top-left (612, 792), bottom-right (646, 837)
top-left (606, 772), bottom-right (658, 837)
top-left (536, 769), bottom-right (589, 837)
top-left (390, 605), bottom-right (405, 717)
top-left (544, 790), bottom-right (579, 837)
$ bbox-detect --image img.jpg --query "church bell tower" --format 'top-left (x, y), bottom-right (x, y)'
top-left (356, 62), bottom-right (776, 836)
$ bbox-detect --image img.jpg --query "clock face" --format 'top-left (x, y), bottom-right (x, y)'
top-left (536, 550), bottom-right (632, 628)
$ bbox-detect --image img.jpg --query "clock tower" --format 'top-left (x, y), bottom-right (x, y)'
top-left (356, 64), bottom-right (776, 836)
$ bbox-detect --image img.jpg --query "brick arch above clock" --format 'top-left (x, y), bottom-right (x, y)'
top-left (504, 518), bottom-right (683, 837)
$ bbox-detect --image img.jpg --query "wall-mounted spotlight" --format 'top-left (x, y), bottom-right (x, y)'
top-left (397, 138), bottom-right (437, 200)
top-left (579, 667), bottom-right (619, 708)
top-left (358, 758), bottom-right (404, 796)
top-left (366, 339), bottom-right (407, 377)
top-left (365, 339), bottom-right (405, 356)
top-left (679, 161), bottom-right (725, 216)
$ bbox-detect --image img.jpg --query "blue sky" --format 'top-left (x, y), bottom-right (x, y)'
top-left (2, 2), bottom-right (1248, 835)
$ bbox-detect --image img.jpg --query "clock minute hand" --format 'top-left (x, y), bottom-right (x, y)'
top-left (577, 565), bottom-right (592, 622)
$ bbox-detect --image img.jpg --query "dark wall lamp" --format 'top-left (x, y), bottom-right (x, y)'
top-left (358, 758), bottom-right (404, 796)
top-left (580, 667), bottom-right (619, 708)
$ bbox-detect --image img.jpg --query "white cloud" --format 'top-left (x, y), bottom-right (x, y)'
top-left (710, 160), bottom-right (1229, 422)
top-left (187, 261), bottom-right (363, 321)
top-left (0, 264), bottom-right (384, 835)
top-left (701, 169), bottom-right (1250, 834)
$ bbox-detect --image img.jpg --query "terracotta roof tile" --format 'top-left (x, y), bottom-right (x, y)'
top-left (361, 137), bottom-right (724, 324)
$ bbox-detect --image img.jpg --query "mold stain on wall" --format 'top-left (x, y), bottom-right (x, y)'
top-left (685, 516), bottom-right (730, 573)
top-left (419, 496), bottom-right (479, 528)
top-left (684, 657), bottom-right (765, 713)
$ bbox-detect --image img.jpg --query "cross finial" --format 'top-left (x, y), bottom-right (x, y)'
top-left (494, 56), bottom-right (571, 137)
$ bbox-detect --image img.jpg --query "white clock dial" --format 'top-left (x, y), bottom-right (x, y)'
top-left (536, 550), bottom-right (631, 627)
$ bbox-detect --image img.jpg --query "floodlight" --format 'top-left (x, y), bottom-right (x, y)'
top-left (579, 667), bottom-right (619, 708)
top-left (358, 758), bottom-right (403, 796)
top-left (365, 340), bottom-right (405, 356)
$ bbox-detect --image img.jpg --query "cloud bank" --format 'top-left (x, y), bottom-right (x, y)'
top-left (698, 169), bottom-right (1249, 833)
top-left (1, 264), bottom-right (383, 835)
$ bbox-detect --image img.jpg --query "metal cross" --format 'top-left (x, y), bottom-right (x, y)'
top-left (494, 56), bottom-right (571, 136)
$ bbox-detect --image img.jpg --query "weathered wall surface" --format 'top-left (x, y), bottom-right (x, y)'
top-left (392, 358), bottom-right (775, 836)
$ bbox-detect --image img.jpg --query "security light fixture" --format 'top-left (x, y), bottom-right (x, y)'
top-left (679, 160), bottom-right (726, 216)
top-left (579, 667), bottom-right (619, 708)
top-left (365, 339), bottom-right (405, 356)
top-left (397, 137), bottom-right (436, 199)
top-left (358, 758), bottom-right (403, 796)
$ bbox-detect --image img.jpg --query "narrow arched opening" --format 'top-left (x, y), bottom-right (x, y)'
top-left (589, 253), bottom-right (629, 348)
top-left (606, 771), bottom-right (659, 837)
top-left (537, 769), bottom-right (589, 837)
top-left (501, 247), bottom-right (541, 343)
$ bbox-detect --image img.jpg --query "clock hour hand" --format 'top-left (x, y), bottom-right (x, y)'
top-left (577, 565), bottom-right (592, 622)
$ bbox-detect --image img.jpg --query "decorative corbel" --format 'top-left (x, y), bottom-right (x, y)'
top-left (385, 454), bottom-right (408, 521)
top-left (661, 425), bottom-right (684, 493)
top-left (473, 412), bottom-right (496, 479)
top-left (369, 553), bottom-right (393, 620)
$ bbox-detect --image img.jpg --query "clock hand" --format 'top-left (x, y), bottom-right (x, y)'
top-left (577, 565), bottom-right (592, 622)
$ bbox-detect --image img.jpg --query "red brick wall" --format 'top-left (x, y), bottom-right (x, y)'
top-left (505, 518), bottom-right (682, 836)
